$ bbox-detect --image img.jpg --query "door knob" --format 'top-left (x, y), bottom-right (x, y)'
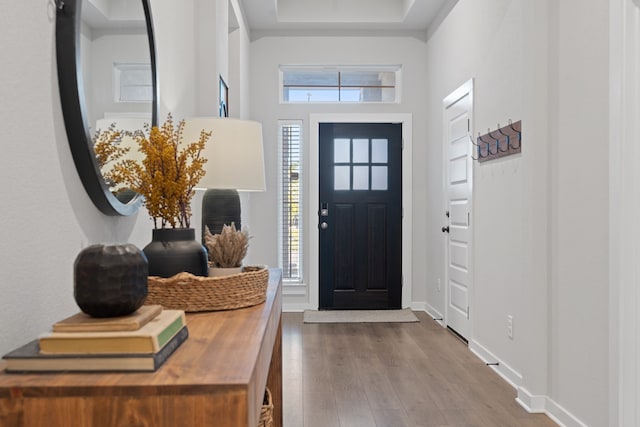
top-left (441, 226), bottom-right (450, 233)
top-left (320, 222), bottom-right (328, 230)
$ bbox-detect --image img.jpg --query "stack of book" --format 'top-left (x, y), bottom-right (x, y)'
top-left (2, 305), bottom-right (188, 373)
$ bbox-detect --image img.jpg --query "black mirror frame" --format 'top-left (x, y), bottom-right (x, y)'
top-left (56, 0), bottom-right (158, 215)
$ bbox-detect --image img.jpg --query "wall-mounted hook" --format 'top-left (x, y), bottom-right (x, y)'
top-left (51, 0), bottom-right (65, 10)
top-left (497, 124), bottom-right (510, 152)
top-left (478, 134), bottom-right (492, 157)
top-left (487, 128), bottom-right (500, 155)
top-left (508, 119), bottom-right (522, 149)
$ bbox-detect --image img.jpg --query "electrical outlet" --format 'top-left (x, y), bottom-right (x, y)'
top-left (437, 278), bottom-right (441, 292)
top-left (507, 315), bottom-right (514, 339)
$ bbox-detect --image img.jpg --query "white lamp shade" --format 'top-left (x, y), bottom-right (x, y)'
top-left (184, 117), bottom-right (266, 191)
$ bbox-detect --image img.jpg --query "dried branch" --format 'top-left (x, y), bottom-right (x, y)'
top-left (204, 223), bottom-right (250, 268)
top-left (110, 114), bottom-right (210, 228)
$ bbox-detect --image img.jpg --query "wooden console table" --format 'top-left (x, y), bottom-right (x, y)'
top-left (0, 269), bottom-right (282, 427)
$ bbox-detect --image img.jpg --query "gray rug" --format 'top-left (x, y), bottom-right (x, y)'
top-left (303, 309), bottom-right (419, 323)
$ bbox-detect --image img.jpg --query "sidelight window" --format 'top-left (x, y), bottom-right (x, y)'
top-left (278, 120), bottom-right (303, 282)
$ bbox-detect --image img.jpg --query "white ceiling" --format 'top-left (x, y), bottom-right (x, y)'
top-left (239, 0), bottom-right (458, 40)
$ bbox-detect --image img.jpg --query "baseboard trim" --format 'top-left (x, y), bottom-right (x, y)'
top-left (469, 344), bottom-right (587, 426)
top-left (282, 302), bottom-right (313, 312)
top-left (423, 303), bottom-right (445, 326)
top-left (468, 339), bottom-right (522, 389)
top-left (545, 397), bottom-right (589, 427)
top-left (516, 387), bottom-right (588, 427)
top-left (516, 386), bottom-right (547, 413)
top-left (410, 302), bottom-right (427, 312)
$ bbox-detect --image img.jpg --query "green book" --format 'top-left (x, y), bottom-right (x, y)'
top-left (3, 326), bottom-right (188, 373)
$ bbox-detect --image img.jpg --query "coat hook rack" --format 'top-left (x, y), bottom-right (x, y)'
top-left (471, 120), bottom-right (522, 162)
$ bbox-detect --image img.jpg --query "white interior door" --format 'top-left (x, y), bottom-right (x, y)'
top-left (443, 80), bottom-right (473, 341)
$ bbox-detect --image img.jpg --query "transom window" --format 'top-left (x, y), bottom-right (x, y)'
top-left (334, 137), bottom-right (388, 191)
top-left (113, 63), bottom-right (153, 103)
top-left (280, 66), bottom-right (400, 103)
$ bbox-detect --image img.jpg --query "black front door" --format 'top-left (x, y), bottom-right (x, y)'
top-left (319, 123), bottom-right (402, 309)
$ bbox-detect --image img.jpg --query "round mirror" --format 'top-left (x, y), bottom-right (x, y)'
top-left (56, 0), bottom-right (157, 215)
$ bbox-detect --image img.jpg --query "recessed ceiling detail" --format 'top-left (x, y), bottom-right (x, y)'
top-left (276, 0), bottom-right (414, 23)
top-left (240, 0), bottom-right (457, 35)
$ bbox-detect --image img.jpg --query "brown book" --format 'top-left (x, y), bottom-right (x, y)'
top-left (39, 309), bottom-right (186, 354)
top-left (52, 305), bottom-right (163, 332)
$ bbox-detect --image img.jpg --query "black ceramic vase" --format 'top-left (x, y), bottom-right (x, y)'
top-left (143, 228), bottom-right (209, 278)
top-left (74, 243), bottom-right (148, 318)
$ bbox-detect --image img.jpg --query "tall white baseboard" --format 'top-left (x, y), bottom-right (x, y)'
top-left (468, 340), bottom-right (522, 388)
top-left (467, 342), bottom-right (587, 427)
top-left (516, 387), bottom-right (588, 427)
top-left (516, 386), bottom-right (546, 412)
top-left (544, 398), bottom-right (588, 427)
top-left (423, 303), bottom-right (445, 326)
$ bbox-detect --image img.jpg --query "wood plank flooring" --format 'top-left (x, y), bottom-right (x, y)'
top-left (282, 311), bottom-right (557, 427)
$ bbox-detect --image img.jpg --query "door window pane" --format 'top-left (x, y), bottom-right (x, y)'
top-left (334, 166), bottom-right (350, 190)
top-left (372, 139), bottom-right (388, 163)
top-left (334, 139), bottom-right (351, 163)
top-left (353, 166), bottom-right (369, 190)
top-left (353, 139), bottom-right (369, 163)
top-left (372, 166), bottom-right (388, 190)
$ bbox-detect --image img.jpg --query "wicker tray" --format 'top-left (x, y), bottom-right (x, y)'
top-left (145, 266), bottom-right (269, 312)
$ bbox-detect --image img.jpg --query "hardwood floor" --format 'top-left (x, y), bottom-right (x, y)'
top-left (282, 311), bottom-right (557, 427)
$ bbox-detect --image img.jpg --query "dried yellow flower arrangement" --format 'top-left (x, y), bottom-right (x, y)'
top-left (204, 223), bottom-right (250, 268)
top-left (92, 123), bottom-right (131, 193)
top-left (109, 114), bottom-right (211, 229)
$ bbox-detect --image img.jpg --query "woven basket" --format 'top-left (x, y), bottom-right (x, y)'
top-left (145, 266), bottom-right (269, 312)
top-left (259, 388), bottom-right (274, 427)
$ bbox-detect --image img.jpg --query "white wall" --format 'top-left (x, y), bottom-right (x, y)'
top-left (86, 32), bottom-right (151, 129)
top-left (249, 36), bottom-right (428, 308)
top-left (0, 0), bottom-right (251, 357)
top-left (609, 2), bottom-right (640, 425)
top-left (425, 0), bottom-right (609, 425)
top-left (548, 1), bottom-right (609, 425)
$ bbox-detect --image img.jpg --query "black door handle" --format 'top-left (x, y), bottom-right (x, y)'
top-left (441, 226), bottom-right (450, 233)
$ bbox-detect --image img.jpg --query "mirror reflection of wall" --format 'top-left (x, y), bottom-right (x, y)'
top-left (80, 0), bottom-right (152, 136)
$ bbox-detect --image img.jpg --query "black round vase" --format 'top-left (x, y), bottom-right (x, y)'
top-left (143, 228), bottom-right (208, 278)
top-left (74, 243), bottom-right (148, 318)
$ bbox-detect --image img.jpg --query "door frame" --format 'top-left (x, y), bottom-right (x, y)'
top-left (442, 79), bottom-right (474, 339)
top-left (309, 114), bottom-right (413, 310)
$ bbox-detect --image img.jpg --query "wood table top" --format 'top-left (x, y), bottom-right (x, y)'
top-left (0, 268), bottom-right (282, 398)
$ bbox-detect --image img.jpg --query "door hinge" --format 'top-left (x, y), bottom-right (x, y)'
top-left (402, 207), bottom-right (404, 219)
top-left (402, 139), bottom-right (404, 150)
top-left (401, 275), bottom-right (404, 287)
top-left (467, 306), bottom-right (470, 319)
top-left (467, 118), bottom-right (470, 132)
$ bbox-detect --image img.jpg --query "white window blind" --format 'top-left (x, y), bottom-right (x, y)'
top-left (278, 120), bottom-right (303, 282)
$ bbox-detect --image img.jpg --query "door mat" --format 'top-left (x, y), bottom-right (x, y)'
top-left (303, 309), bottom-right (419, 324)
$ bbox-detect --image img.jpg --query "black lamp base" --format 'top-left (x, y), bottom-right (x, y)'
top-left (202, 189), bottom-right (241, 242)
